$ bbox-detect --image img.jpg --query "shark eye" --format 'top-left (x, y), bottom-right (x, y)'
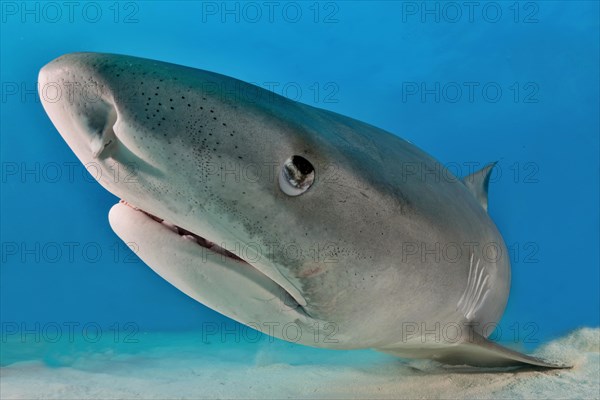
top-left (279, 155), bottom-right (315, 196)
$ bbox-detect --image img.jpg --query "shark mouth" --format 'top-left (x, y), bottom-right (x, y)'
top-left (119, 200), bottom-right (247, 265)
top-left (116, 200), bottom-right (309, 317)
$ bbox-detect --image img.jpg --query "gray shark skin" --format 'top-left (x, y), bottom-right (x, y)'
top-left (39, 53), bottom-right (568, 369)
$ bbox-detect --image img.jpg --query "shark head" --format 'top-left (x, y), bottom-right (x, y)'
top-left (39, 52), bottom-right (512, 351)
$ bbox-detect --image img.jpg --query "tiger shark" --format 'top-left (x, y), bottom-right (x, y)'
top-left (38, 52), bottom-right (567, 368)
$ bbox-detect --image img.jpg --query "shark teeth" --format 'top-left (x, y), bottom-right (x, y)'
top-left (120, 199), bottom-right (245, 264)
top-left (161, 220), bottom-right (177, 233)
top-left (182, 234), bottom-right (197, 243)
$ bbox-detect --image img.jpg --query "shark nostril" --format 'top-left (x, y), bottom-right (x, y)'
top-left (86, 101), bottom-right (111, 134)
top-left (85, 98), bottom-right (118, 158)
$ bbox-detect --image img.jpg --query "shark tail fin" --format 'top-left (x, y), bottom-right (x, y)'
top-left (432, 330), bottom-right (571, 369)
top-left (462, 162), bottom-right (497, 212)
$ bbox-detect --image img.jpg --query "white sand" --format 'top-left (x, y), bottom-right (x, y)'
top-left (1, 328), bottom-right (598, 399)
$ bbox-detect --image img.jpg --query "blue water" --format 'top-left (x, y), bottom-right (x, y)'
top-left (1, 1), bottom-right (599, 398)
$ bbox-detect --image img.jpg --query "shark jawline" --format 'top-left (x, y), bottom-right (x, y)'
top-left (117, 200), bottom-right (307, 316)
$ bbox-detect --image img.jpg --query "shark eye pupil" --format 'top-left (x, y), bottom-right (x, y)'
top-left (279, 155), bottom-right (315, 196)
top-left (292, 155), bottom-right (313, 175)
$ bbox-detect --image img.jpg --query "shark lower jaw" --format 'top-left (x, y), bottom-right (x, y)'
top-left (109, 200), bottom-right (310, 321)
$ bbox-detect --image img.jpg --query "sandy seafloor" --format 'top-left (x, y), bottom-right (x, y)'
top-left (1, 327), bottom-right (598, 399)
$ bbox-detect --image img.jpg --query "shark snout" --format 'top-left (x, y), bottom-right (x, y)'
top-left (39, 53), bottom-right (120, 160)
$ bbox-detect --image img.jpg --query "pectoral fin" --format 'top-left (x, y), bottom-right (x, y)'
top-left (432, 330), bottom-right (571, 369)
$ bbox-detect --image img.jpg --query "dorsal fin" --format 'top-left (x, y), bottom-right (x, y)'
top-left (462, 162), bottom-right (497, 212)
